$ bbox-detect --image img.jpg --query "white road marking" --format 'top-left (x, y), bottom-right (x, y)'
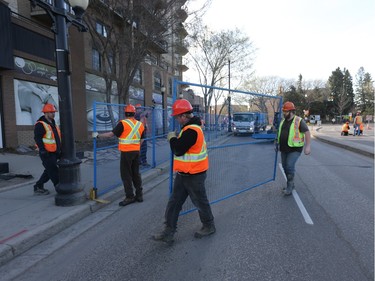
top-left (278, 163), bottom-right (314, 225)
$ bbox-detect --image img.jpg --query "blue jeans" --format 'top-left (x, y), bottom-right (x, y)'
top-left (280, 151), bottom-right (301, 176)
top-left (354, 124), bottom-right (360, 136)
top-left (164, 172), bottom-right (214, 230)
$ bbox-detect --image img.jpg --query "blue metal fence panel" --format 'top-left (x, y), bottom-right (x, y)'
top-left (170, 80), bottom-right (282, 215)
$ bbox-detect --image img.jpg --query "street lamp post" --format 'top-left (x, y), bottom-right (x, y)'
top-left (31, 0), bottom-right (89, 206)
top-left (227, 58), bottom-right (232, 132)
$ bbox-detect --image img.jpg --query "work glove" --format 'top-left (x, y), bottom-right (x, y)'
top-left (274, 141), bottom-right (279, 152)
top-left (167, 131), bottom-right (177, 142)
top-left (92, 132), bottom-right (99, 139)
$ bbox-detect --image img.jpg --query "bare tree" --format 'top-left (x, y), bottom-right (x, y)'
top-left (186, 21), bottom-right (256, 114)
top-left (85, 0), bottom-right (209, 107)
top-left (242, 76), bottom-right (286, 115)
top-left (336, 86), bottom-right (353, 117)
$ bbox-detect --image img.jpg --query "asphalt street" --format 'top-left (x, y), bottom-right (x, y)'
top-left (1, 135), bottom-right (373, 281)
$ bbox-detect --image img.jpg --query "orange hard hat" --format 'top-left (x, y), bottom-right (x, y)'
top-left (42, 103), bottom-right (57, 113)
top-left (135, 103), bottom-right (142, 108)
top-left (282, 101), bottom-right (296, 111)
top-left (171, 99), bottom-right (193, 116)
top-left (124, 104), bottom-right (136, 113)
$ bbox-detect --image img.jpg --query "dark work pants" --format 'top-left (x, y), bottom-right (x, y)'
top-left (120, 151), bottom-right (143, 198)
top-left (164, 172), bottom-right (214, 230)
top-left (36, 152), bottom-right (59, 188)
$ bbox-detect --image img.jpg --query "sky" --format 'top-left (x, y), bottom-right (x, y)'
top-left (186, 0), bottom-right (375, 82)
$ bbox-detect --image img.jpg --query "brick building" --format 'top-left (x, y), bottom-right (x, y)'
top-left (0, 0), bottom-right (189, 149)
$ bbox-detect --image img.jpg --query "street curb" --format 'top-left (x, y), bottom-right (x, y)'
top-left (0, 162), bottom-right (170, 267)
top-left (0, 204), bottom-right (91, 266)
top-left (312, 134), bottom-right (374, 158)
top-left (0, 179), bottom-right (36, 193)
top-left (0, 135), bottom-right (227, 266)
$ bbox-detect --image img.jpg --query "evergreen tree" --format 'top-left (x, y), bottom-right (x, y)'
top-left (355, 67), bottom-right (366, 111)
top-left (328, 67), bottom-right (354, 117)
top-left (363, 72), bottom-right (375, 115)
top-left (355, 67), bottom-right (374, 115)
top-left (283, 85), bottom-right (304, 116)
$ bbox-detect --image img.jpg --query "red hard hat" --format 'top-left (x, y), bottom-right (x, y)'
top-left (42, 103), bottom-right (57, 113)
top-left (124, 104), bottom-right (136, 113)
top-left (135, 104), bottom-right (142, 108)
top-left (282, 101), bottom-right (296, 111)
top-left (171, 99), bottom-right (193, 116)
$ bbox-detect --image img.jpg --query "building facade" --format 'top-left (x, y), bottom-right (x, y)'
top-left (0, 0), bottom-right (189, 149)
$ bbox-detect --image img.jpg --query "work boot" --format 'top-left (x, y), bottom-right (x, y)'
top-left (33, 184), bottom-right (50, 195)
top-left (283, 174), bottom-right (295, 196)
top-left (135, 194), bottom-right (143, 202)
top-left (118, 197), bottom-right (136, 206)
top-left (152, 226), bottom-right (175, 245)
top-left (194, 224), bottom-right (216, 238)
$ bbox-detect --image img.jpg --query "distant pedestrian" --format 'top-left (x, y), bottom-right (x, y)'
top-left (341, 122), bottom-right (350, 136)
top-left (93, 105), bottom-right (145, 206)
top-left (135, 104), bottom-right (150, 167)
top-left (34, 103), bottom-right (61, 195)
top-left (277, 101), bottom-right (311, 196)
top-left (353, 112), bottom-right (363, 136)
top-left (153, 99), bottom-right (215, 244)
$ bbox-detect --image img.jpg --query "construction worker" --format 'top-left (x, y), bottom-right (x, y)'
top-left (341, 121), bottom-right (350, 136)
top-left (34, 103), bottom-right (61, 195)
top-left (359, 123), bottom-right (364, 135)
top-left (93, 105), bottom-right (145, 206)
top-left (277, 101), bottom-right (311, 196)
top-left (153, 99), bottom-right (215, 244)
top-left (353, 112), bottom-right (363, 136)
top-left (135, 104), bottom-right (150, 167)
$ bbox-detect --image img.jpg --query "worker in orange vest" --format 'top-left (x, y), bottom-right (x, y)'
top-left (34, 103), bottom-right (61, 195)
top-left (153, 99), bottom-right (215, 244)
top-left (341, 121), bottom-right (350, 136)
top-left (353, 112), bottom-right (363, 136)
top-left (359, 123), bottom-right (364, 135)
top-left (94, 104), bottom-right (145, 206)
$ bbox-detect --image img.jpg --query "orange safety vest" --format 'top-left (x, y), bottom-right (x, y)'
top-left (342, 123), bottom-right (349, 132)
top-left (36, 121), bottom-right (61, 152)
top-left (118, 118), bottom-right (144, 152)
top-left (173, 124), bottom-right (209, 174)
top-left (354, 116), bottom-right (363, 125)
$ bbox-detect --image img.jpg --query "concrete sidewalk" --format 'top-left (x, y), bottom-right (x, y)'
top-left (0, 125), bottom-right (373, 266)
top-left (0, 152), bottom-right (169, 266)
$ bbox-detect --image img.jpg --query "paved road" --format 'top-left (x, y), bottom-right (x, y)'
top-left (3, 137), bottom-right (373, 281)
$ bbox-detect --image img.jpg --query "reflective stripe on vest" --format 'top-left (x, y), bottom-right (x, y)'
top-left (118, 119), bottom-right (144, 152)
top-left (37, 121), bottom-right (61, 152)
top-left (278, 116), bottom-right (305, 147)
top-left (173, 124), bottom-right (209, 174)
